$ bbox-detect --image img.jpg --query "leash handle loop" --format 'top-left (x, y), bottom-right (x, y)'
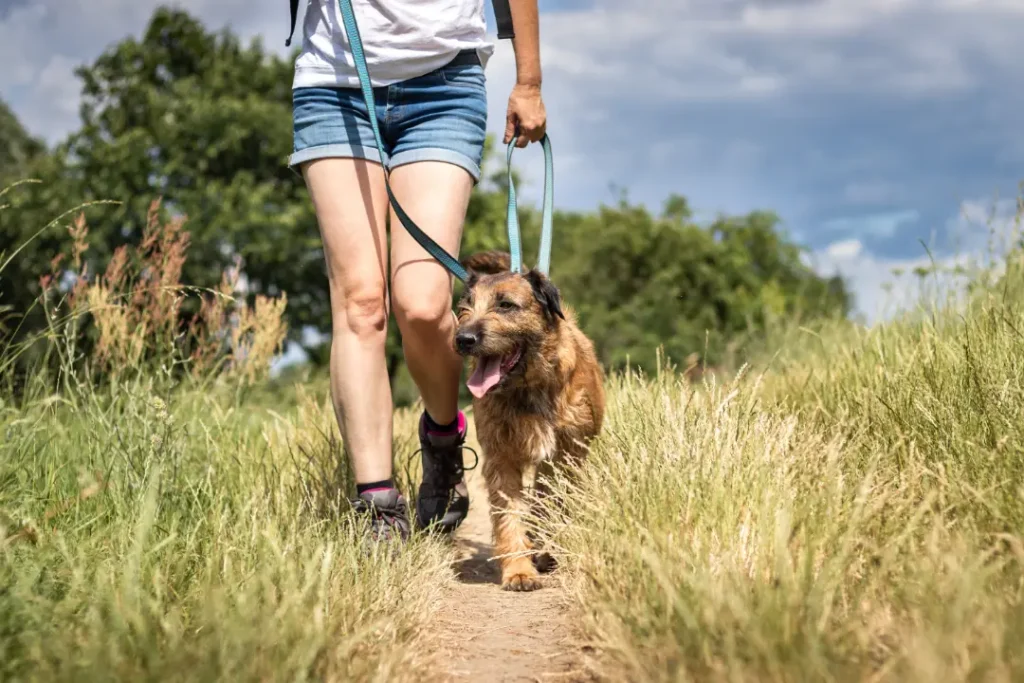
top-left (505, 134), bottom-right (555, 275)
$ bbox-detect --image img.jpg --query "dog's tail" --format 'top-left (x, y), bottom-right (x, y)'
top-left (462, 250), bottom-right (512, 275)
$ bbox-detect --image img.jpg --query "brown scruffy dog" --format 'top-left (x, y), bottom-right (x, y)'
top-left (454, 250), bottom-right (605, 592)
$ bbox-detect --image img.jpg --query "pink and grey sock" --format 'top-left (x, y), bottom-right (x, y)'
top-left (423, 410), bottom-right (467, 447)
top-left (356, 479), bottom-right (395, 496)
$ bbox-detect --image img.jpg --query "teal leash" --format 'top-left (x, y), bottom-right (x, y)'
top-left (504, 134), bottom-right (554, 275)
top-left (337, 0), bottom-right (556, 279)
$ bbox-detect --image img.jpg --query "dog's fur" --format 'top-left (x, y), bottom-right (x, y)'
top-left (454, 250), bottom-right (605, 591)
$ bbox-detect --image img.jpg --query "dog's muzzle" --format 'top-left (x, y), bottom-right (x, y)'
top-left (455, 330), bottom-right (479, 354)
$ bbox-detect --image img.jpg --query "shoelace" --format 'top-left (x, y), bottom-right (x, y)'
top-left (409, 443), bottom-right (480, 486)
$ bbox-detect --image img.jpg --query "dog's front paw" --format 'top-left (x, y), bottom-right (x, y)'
top-left (502, 570), bottom-right (543, 592)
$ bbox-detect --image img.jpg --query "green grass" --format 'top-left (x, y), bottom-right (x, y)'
top-left (6, 191), bottom-right (1024, 682)
top-left (0, 193), bottom-right (456, 682)
top-left (0, 376), bottom-right (448, 682)
top-left (539, 253), bottom-right (1024, 681)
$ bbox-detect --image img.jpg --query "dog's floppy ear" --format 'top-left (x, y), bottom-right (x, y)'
top-left (461, 250), bottom-right (512, 276)
top-left (525, 269), bottom-right (565, 322)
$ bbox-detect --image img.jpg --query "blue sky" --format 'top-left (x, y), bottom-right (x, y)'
top-left (3, 0), bottom-right (1023, 322)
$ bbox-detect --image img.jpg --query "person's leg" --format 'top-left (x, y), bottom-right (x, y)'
top-left (389, 162), bottom-right (473, 426)
top-left (386, 50), bottom-right (489, 533)
top-left (290, 85), bottom-right (409, 542)
top-left (301, 157), bottom-right (391, 483)
top-left (388, 162), bottom-right (475, 533)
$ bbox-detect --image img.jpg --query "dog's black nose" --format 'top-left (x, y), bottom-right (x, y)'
top-left (455, 330), bottom-right (478, 353)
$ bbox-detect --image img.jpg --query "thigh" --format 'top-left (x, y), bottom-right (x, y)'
top-left (291, 86), bottom-right (391, 303)
top-left (388, 56), bottom-right (487, 304)
top-left (303, 158), bottom-right (389, 307)
top-left (388, 161), bottom-right (474, 301)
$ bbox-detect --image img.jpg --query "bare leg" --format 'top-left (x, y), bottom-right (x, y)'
top-left (388, 161), bottom-right (474, 426)
top-left (301, 158), bottom-right (393, 484)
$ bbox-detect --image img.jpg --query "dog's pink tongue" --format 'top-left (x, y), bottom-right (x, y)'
top-left (467, 356), bottom-right (503, 399)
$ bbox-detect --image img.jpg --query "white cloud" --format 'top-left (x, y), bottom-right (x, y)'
top-left (825, 237), bottom-right (863, 259)
top-left (9, 0), bottom-right (1023, 142)
top-left (531, 0), bottom-right (1024, 103)
top-left (813, 241), bottom-right (964, 323)
top-left (26, 56), bottom-right (82, 136)
top-left (0, 0), bottom-right (306, 143)
top-left (946, 195), bottom-right (1024, 257)
top-left (813, 194), bottom-right (1023, 322)
top-left (478, 0), bottom-right (1024, 214)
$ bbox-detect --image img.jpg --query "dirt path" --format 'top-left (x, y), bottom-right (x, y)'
top-left (433, 441), bottom-right (587, 683)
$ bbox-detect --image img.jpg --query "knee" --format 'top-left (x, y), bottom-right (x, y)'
top-left (336, 287), bottom-right (388, 342)
top-left (393, 287), bottom-right (452, 340)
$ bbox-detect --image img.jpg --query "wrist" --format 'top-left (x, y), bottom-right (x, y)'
top-left (515, 78), bottom-right (542, 90)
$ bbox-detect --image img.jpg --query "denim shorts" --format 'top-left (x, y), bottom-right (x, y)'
top-left (289, 50), bottom-right (488, 182)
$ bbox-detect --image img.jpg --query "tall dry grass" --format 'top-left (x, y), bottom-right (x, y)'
top-left (9, 182), bottom-right (1024, 682)
top-left (0, 195), bottom-right (450, 682)
top-left (540, 223), bottom-right (1024, 680)
top-left (28, 198), bottom-right (289, 389)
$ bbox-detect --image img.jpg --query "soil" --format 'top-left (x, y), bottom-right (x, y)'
top-left (433, 453), bottom-right (589, 683)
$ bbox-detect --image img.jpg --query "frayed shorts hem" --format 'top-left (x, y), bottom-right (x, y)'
top-left (288, 144), bottom-right (481, 183)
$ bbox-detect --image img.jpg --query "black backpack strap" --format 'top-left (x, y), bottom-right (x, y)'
top-left (286, 0), bottom-right (300, 46)
top-left (492, 0), bottom-right (514, 39)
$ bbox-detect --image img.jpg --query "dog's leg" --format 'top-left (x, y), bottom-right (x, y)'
top-left (530, 459), bottom-right (558, 574)
top-left (483, 456), bottom-right (542, 591)
top-left (530, 429), bottom-right (597, 573)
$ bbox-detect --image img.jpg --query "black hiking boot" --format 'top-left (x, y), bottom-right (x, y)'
top-left (414, 411), bottom-right (477, 534)
top-left (352, 487), bottom-right (412, 546)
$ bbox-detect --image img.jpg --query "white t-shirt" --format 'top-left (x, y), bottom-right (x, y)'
top-left (293, 0), bottom-right (495, 89)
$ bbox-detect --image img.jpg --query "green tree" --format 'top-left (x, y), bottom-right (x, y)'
top-left (549, 194), bottom-right (850, 373)
top-left (0, 98), bottom-right (45, 177)
top-left (1, 8), bottom-right (314, 344)
top-left (0, 102), bottom-right (69, 342)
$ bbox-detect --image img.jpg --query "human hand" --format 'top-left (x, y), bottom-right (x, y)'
top-left (504, 83), bottom-right (546, 148)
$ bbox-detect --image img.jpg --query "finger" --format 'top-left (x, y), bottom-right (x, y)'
top-left (535, 113), bottom-right (548, 137)
top-left (504, 113), bottom-right (517, 145)
top-left (522, 120), bottom-right (544, 143)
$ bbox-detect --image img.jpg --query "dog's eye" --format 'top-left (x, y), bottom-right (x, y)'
top-left (497, 299), bottom-right (518, 312)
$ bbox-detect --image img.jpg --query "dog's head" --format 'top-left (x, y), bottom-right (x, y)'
top-left (454, 251), bottom-right (565, 399)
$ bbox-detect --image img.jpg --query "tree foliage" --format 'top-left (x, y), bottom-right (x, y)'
top-left (530, 194), bottom-right (850, 372)
top-left (0, 100), bottom-right (45, 176)
top-left (1, 8), bottom-right (313, 341)
top-left (1, 6), bottom-right (851, 400)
